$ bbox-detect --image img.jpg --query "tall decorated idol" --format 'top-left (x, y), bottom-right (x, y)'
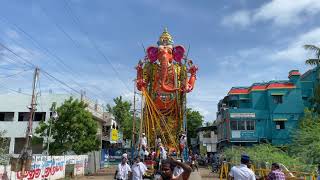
top-left (135, 28), bottom-right (198, 153)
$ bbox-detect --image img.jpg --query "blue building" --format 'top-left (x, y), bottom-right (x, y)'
top-left (216, 67), bottom-right (318, 148)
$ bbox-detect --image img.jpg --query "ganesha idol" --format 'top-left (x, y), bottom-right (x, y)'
top-left (136, 28), bottom-right (198, 110)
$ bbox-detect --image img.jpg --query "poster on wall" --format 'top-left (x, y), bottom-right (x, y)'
top-left (111, 129), bottom-right (119, 141)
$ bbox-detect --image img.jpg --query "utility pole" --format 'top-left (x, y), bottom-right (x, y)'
top-left (20, 67), bottom-right (39, 178)
top-left (138, 93), bottom-right (144, 154)
top-left (131, 79), bottom-right (136, 159)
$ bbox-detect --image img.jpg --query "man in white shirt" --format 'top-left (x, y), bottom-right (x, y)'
top-left (140, 133), bottom-right (147, 150)
top-left (156, 136), bottom-right (161, 147)
top-left (114, 154), bottom-right (132, 180)
top-left (131, 157), bottom-right (148, 180)
top-left (228, 154), bottom-right (256, 180)
top-left (173, 160), bottom-right (184, 177)
top-left (159, 143), bottom-right (167, 160)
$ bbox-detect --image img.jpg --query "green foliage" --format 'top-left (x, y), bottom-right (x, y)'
top-left (107, 96), bottom-right (139, 140)
top-left (303, 44), bottom-right (320, 60)
top-left (304, 44), bottom-right (320, 65)
top-left (290, 109), bottom-right (320, 165)
top-left (224, 144), bottom-right (315, 172)
top-left (0, 130), bottom-right (9, 165)
top-left (186, 108), bottom-right (204, 143)
top-left (35, 98), bottom-right (100, 155)
top-left (309, 84), bottom-right (320, 114)
top-left (107, 96), bottom-right (132, 126)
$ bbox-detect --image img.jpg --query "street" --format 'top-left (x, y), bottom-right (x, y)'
top-left (72, 167), bottom-right (220, 180)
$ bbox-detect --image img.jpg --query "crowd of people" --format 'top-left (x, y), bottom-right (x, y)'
top-left (113, 132), bottom-right (297, 180)
top-left (113, 132), bottom-right (193, 180)
top-left (113, 153), bottom-right (192, 180)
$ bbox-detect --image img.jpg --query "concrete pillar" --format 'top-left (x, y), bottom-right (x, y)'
top-left (9, 137), bottom-right (15, 154)
top-left (13, 111), bottom-right (18, 122)
top-left (45, 110), bottom-right (50, 122)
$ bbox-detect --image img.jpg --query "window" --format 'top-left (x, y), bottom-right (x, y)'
top-left (18, 112), bottom-right (29, 121)
top-left (203, 131), bottom-right (211, 138)
top-left (231, 121), bottom-right (237, 130)
top-left (18, 112), bottom-right (46, 121)
top-left (0, 112), bottom-right (14, 121)
top-left (14, 137), bottom-right (43, 154)
top-left (14, 138), bottom-right (25, 154)
top-left (34, 112), bottom-right (46, 121)
top-left (238, 121), bottom-right (246, 130)
top-left (230, 120), bottom-right (255, 131)
top-left (272, 95), bottom-right (283, 104)
top-left (246, 120), bottom-right (255, 130)
top-left (276, 121), bottom-right (285, 129)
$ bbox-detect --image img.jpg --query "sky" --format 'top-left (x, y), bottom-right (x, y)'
top-left (0, 0), bottom-right (320, 122)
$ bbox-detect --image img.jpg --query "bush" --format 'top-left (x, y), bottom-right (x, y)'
top-left (223, 144), bottom-right (315, 173)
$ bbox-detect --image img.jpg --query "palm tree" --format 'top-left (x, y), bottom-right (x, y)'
top-left (304, 44), bottom-right (320, 66)
top-left (304, 44), bottom-right (320, 112)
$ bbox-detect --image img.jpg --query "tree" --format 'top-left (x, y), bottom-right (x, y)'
top-left (0, 130), bottom-right (9, 165)
top-left (304, 45), bottom-right (320, 113)
top-left (304, 44), bottom-right (320, 66)
top-left (107, 96), bottom-right (137, 140)
top-left (186, 108), bottom-right (204, 144)
top-left (290, 109), bottom-right (320, 165)
top-left (35, 97), bottom-right (100, 155)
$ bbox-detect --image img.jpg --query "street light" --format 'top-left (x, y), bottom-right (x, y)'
top-left (46, 111), bottom-right (58, 155)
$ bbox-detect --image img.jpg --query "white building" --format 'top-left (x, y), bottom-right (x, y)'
top-left (0, 93), bottom-right (117, 155)
top-left (196, 125), bottom-right (218, 154)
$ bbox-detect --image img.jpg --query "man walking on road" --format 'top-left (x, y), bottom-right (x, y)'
top-left (114, 154), bottom-right (132, 180)
top-left (228, 154), bottom-right (256, 180)
top-left (131, 157), bottom-right (148, 180)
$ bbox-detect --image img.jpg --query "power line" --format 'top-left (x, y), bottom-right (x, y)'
top-left (0, 18), bottom-right (107, 101)
top-left (41, 69), bottom-right (81, 95)
top-left (0, 41), bottom-right (101, 103)
top-left (0, 53), bottom-right (31, 68)
top-left (0, 42), bottom-right (35, 68)
top-left (1, 41), bottom-right (106, 116)
top-left (0, 18), bottom-right (91, 93)
top-left (36, 2), bottom-right (111, 98)
top-left (41, 71), bottom-right (75, 96)
top-left (0, 16), bottom-right (76, 74)
top-left (0, 68), bottom-right (32, 79)
top-left (0, 66), bottom-right (29, 71)
top-left (0, 81), bottom-right (31, 96)
top-left (62, 0), bottom-right (131, 92)
top-left (0, 68), bottom-right (33, 95)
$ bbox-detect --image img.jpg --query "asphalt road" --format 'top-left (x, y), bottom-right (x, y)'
top-left (73, 167), bottom-right (220, 180)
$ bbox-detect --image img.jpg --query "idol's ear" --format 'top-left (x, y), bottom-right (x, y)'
top-left (147, 46), bottom-right (158, 63)
top-left (173, 45), bottom-right (185, 63)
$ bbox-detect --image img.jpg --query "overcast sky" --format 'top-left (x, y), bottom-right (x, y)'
top-left (0, 0), bottom-right (320, 122)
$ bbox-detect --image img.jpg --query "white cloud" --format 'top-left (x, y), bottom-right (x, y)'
top-left (5, 29), bottom-right (20, 39)
top-left (254, 0), bottom-right (320, 26)
top-left (270, 27), bottom-right (320, 61)
top-left (222, 10), bottom-right (251, 27)
top-left (222, 0), bottom-right (320, 27)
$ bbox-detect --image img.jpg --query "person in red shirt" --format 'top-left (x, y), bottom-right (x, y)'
top-left (266, 163), bottom-right (285, 180)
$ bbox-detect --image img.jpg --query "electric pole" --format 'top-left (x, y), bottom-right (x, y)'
top-left (131, 79), bottom-right (136, 159)
top-left (20, 67), bottom-right (39, 178)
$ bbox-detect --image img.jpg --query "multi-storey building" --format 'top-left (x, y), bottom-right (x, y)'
top-left (216, 67), bottom-right (319, 148)
top-left (196, 125), bottom-right (218, 155)
top-left (0, 93), bottom-right (118, 155)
